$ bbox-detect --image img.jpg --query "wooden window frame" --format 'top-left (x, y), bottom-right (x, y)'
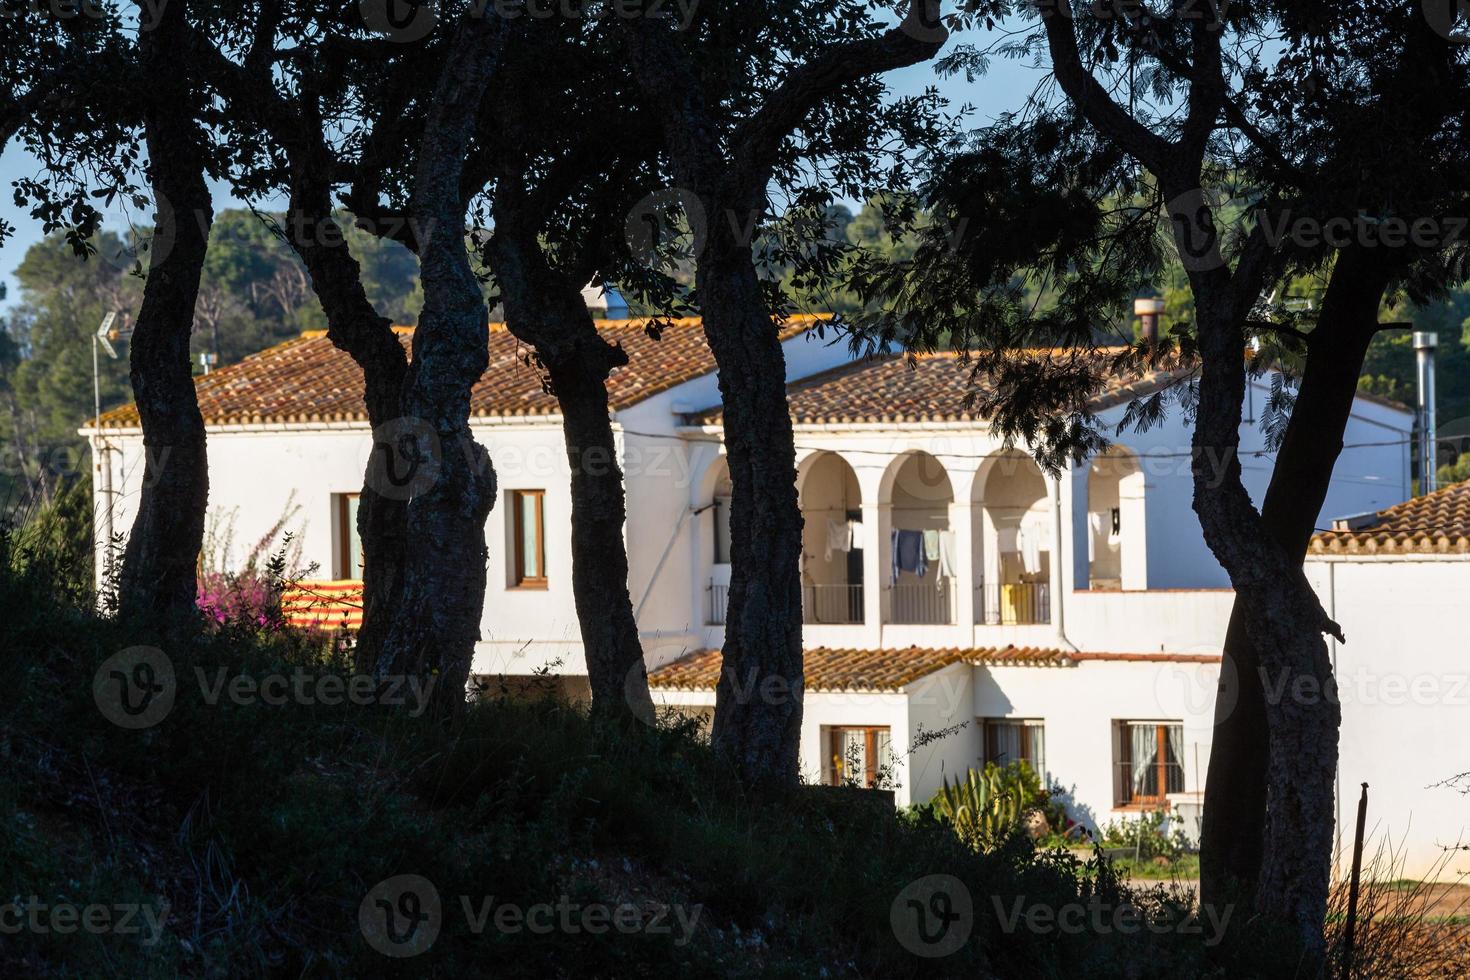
top-left (511, 490), bottom-right (548, 589)
top-left (335, 492), bottom-right (362, 580)
top-left (982, 718), bottom-right (1045, 775)
top-left (826, 725), bottom-right (889, 789)
top-left (1114, 721), bottom-right (1184, 809)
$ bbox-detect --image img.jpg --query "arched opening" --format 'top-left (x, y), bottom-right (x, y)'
top-left (974, 452), bottom-right (1051, 624)
top-left (798, 452), bottom-right (864, 624)
top-left (1087, 449), bottom-right (1146, 590)
top-left (703, 458), bottom-right (733, 624)
top-left (883, 451), bottom-right (956, 624)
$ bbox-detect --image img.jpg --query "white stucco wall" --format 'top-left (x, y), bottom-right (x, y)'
top-left (1306, 556), bottom-right (1470, 881)
top-left (973, 657), bottom-right (1218, 829)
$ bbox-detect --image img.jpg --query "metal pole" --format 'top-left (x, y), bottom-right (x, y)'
top-left (1415, 332), bottom-right (1438, 495)
top-left (1341, 782), bottom-right (1368, 979)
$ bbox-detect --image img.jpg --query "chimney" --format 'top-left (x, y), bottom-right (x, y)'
top-left (1416, 331), bottom-right (1439, 494)
top-left (581, 283), bottom-right (630, 320)
top-left (1134, 297), bottom-right (1165, 348)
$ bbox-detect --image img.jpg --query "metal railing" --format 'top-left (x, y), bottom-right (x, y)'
top-left (802, 584), bottom-right (864, 625)
top-left (977, 582), bottom-right (1051, 626)
top-left (707, 582), bottom-right (729, 626)
top-left (888, 582), bottom-right (955, 625)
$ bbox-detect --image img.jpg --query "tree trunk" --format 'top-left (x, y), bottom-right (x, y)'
top-left (699, 241), bottom-right (805, 785)
top-left (282, 170), bottom-right (410, 676)
top-left (1200, 249), bottom-right (1391, 919)
top-left (1188, 283), bottom-right (1341, 960)
top-left (489, 230), bottom-right (653, 721)
top-left (118, 2), bottom-right (214, 629)
top-left (376, 14), bottom-right (506, 714)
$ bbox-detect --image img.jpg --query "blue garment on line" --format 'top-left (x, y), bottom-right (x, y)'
top-left (891, 529), bottom-right (928, 585)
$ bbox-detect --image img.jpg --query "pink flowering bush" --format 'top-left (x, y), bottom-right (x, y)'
top-left (195, 504), bottom-right (315, 632)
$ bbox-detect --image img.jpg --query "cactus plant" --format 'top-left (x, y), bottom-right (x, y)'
top-left (932, 762), bottom-right (1040, 849)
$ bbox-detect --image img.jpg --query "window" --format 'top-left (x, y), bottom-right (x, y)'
top-left (1114, 721), bottom-right (1185, 807)
top-left (982, 719), bottom-right (1046, 777)
top-left (511, 490), bottom-right (547, 587)
top-left (826, 726), bottom-right (892, 789)
top-left (335, 493), bottom-right (363, 579)
top-left (712, 494), bottom-right (733, 564)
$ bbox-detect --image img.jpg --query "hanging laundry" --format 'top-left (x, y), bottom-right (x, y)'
top-left (923, 529), bottom-right (941, 562)
top-left (1020, 518), bottom-right (1049, 575)
top-left (825, 518), bottom-right (853, 561)
top-left (937, 530), bottom-right (957, 580)
top-left (997, 526), bottom-right (1019, 553)
top-left (891, 529), bottom-right (928, 584)
top-left (849, 519), bottom-right (864, 548)
top-left (1089, 512), bottom-right (1104, 563)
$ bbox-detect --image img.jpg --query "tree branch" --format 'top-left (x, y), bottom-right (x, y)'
top-left (1035, 0), bottom-right (1171, 173)
top-left (730, 0), bottom-right (949, 186)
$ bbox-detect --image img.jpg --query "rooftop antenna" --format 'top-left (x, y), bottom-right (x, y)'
top-left (92, 312), bottom-right (131, 579)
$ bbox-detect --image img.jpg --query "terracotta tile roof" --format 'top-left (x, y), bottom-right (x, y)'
top-left (647, 645), bottom-right (1071, 694)
top-left (91, 316), bottom-right (826, 429)
top-left (1310, 481), bottom-right (1470, 557)
top-left (689, 350), bottom-right (1194, 426)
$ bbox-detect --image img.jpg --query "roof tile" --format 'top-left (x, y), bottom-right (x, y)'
top-left (690, 350), bottom-right (1195, 427)
top-left (1311, 480), bottom-right (1470, 556)
top-left (94, 316), bottom-right (825, 429)
top-left (648, 645), bottom-right (1070, 694)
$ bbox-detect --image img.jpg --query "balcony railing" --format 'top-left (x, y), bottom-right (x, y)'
top-left (977, 582), bottom-right (1051, 626)
top-left (888, 582), bottom-right (955, 625)
top-left (707, 582), bottom-right (729, 626)
top-left (803, 584), bottom-right (864, 625)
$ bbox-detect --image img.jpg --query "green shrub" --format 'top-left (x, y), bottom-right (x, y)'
top-left (930, 761), bottom-right (1057, 851)
top-left (0, 517), bottom-right (1383, 977)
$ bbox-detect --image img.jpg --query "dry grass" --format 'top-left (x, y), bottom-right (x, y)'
top-left (1324, 838), bottom-right (1470, 978)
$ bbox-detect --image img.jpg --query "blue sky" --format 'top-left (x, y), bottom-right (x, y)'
top-left (0, 32), bottom-right (1043, 314)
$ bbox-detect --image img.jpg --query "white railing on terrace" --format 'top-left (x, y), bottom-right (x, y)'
top-left (977, 582), bottom-right (1051, 626)
top-left (803, 584), bottom-right (865, 625)
top-left (888, 582), bottom-right (956, 625)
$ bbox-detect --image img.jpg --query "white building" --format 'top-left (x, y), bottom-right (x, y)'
top-left (86, 314), bottom-right (1452, 874)
top-left (1308, 490), bottom-right (1470, 879)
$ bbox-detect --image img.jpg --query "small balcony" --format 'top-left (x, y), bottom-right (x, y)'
top-left (888, 582), bottom-right (955, 625)
top-left (977, 581), bottom-right (1051, 626)
top-left (706, 582), bottom-right (729, 626)
top-left (803, 583), bottom-right (864, 625)
top-left (706, 581), bottom-right (866, 626)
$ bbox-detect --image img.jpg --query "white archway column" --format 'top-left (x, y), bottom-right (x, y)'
top-left (949, 497), bottom-right (976, 628)
top-left (1049, 474), bottom-right (1066, 629)
top-left (861, 500), bottom-right (889, 638)
top-left (1119, 467), bottom-right (1149, 590)
top-left (1070, 460), bottom-right (1090, 592)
